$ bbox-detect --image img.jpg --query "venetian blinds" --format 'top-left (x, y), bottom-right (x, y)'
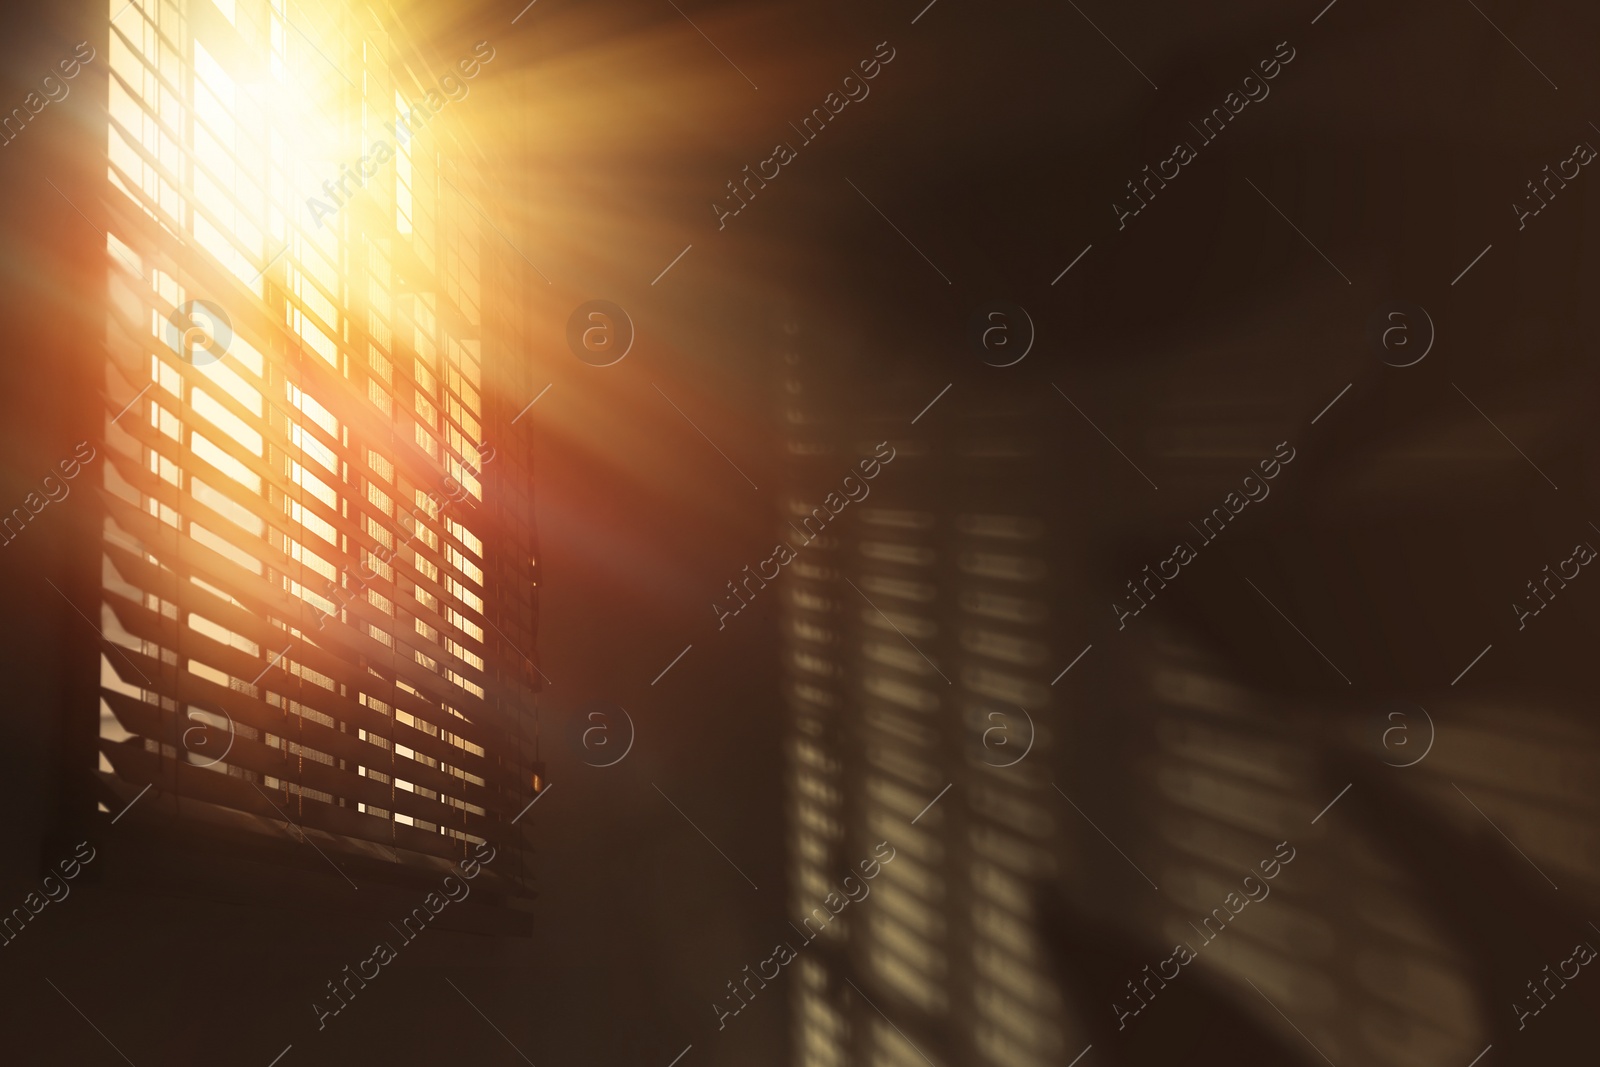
top-left (95, 0), bottom-right (540, 881)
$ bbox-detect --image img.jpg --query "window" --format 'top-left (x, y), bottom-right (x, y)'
top-left (95, 0), bottom-right (540, 885)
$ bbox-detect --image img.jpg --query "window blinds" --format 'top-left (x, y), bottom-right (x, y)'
top-left (95, 0), bottom-right (540, 882)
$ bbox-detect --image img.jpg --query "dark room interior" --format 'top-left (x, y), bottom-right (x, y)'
top-left (1, 1), bottom-right (1598, 1064)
